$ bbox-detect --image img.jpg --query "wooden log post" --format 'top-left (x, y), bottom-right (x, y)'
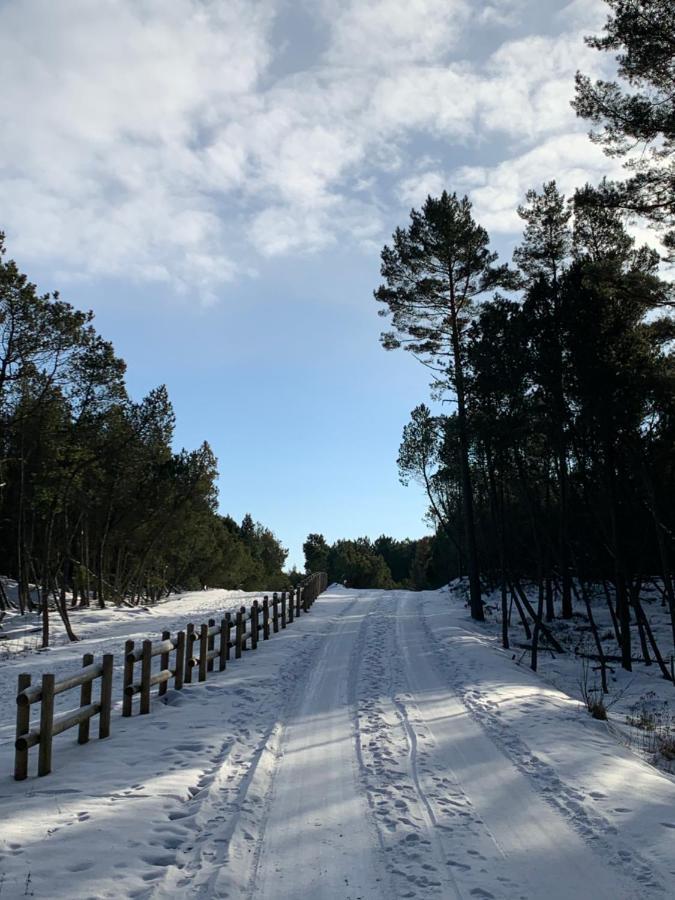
top-left (99, 653), bottom-right (114, 739)
top-left (123, 639), bottom-right (135, 717)
top-left (185, 623), bottom-right (195, 684)
top-left (263, 596), bottom-right (270, 640)
top-left (199, 623), bottom-right (208, 682)
top-left (287, 590), bottom-right (294, 624)
top-left (140, 639), bottom-right (152, 715)
top-left (207, 618), bottom-right (216, 673)
top-left (38, 673), bottom-right (55, 777)
top-left (159, 630), bottom-right (171, 697)
top-left (240, 606), bottom-right (248, 651)
top-left (235, 609), bottom-right (243, 659)
top-left (251, 600), bottom-right (259, 650)
top-left (296, 588), bottom-right (302, 616)
top-left (272, 593), bottom-right (279, 633)
top-left (78, 653), bottom-right (95, 744)
top-left (219, 616), bottom-right (229, 671)
top-left (15, 673), bottom-right (31, 780)
top-left (175, 631), bottom-right (186, 690)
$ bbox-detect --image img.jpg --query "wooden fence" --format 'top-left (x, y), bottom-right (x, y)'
top-left (14, 653), bottom-right (114, 779)
top-left (14, 574), bottom-right (328, 779)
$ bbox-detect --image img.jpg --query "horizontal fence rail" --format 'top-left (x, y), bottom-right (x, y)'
top-left (15, 652), bottom-right (114, 779)
top-left (13, 574), bottom-right (328, 779)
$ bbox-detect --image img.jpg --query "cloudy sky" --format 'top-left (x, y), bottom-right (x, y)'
top-left (0, 0), bottom-right (619, 567)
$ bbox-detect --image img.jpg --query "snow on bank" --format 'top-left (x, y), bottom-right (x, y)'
top-left (0, 587), bottom-right (673, 899)
top-left (0, 588), bottom-right (264, 742)
top-left (421, 588), bottom-right (675, 895)
top-left (460, 579), bottom-right (675, 775)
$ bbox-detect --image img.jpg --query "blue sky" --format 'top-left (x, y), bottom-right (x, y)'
top-left (0, 0), bottom-right (622, 569)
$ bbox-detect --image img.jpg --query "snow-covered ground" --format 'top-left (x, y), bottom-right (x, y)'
top-left (0, 588), bottom-right (261, 729)
top-left (1, 587), bottom-right (674, 899)
top-left (474, 580), bottom-right (675, 776)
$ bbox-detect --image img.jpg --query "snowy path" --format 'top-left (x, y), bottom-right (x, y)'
top-left (1, 588), bottom-right (674, 899)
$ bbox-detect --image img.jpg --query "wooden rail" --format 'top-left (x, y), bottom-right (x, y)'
top-left (123, 629), bottom-right (188, 716)
top-left (13, 575), bottom-right (328, 779)
top-left (15, 653), bottom-right (114, 779)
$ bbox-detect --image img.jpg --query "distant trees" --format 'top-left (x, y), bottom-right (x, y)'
top-left (303, 532), bottom-right (450, 591)
top-left (303, 533), bottom-right (330, 575)
top-left (573, 0), bottom-right (675, 256)
top-left (0, 234), bottom-right (290, 643)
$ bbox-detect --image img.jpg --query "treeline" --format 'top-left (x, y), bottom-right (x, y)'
top-left (0, 236), bottom-right (290, 644)
top-left (376, 0), bottom-right (675, 674)
top-left (303, 533), bottom-right (456, 590)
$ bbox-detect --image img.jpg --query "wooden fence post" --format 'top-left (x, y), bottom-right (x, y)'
top-left (199, 623), bottom-right (208, 682)
top-left (185, 623), bottom-right (195, 684)
top-left (219, 617), bottom-right (228, 671)
top-left (226, 612), bottom-right (233, 659)
top-left (175, 631), bottom-right (186, 690)
top-left (235, 609), bottom-right (243, 658)
top-left (251, 601), bottom-right (259, 650)
top-left (281, 592), bottom-right (287, 628)
top-left (140, 639), bottom-right (152, 715)
top-left (272, 593), bottom-right (279, 633)
top-left (99, 654), bottom-right (114, 739)
top-left (207, 618), bottom-right (215, 673)
top-left (38, 673), bottom-right (55, 777)
top-left (296, 588), bottom-right (302, 616)
top-left (240, 606), bottom-right (248, 651)
top-left (288, 590), bottom-right (294, 624)
top-left (78, 653), bottom-right (95, 744)
top-left (123, 639), bottom-right (134, 717)
top-left (15, 673), bottom-right (31, 780)
top-left (159, 630), bottom-right (171, 697)
top-left (263, 596), bottom-right (270, 640)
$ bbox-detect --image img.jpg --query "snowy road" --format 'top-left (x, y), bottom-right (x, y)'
top-left (243, 591), bottom-right (649, 899)
top-left (1, 588), bottom-right (674, 899)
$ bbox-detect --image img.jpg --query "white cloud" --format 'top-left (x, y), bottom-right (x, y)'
top-left (478, 0), bottom-right (528, 26)
top-left (397, 171), bottom-right (449, 208)
top-left (0, 0), bottom-right (627, 297)
top-left (555, 0), bottom-right (608, 32)
top-left (322, 0), bottom-right (471, 68)
top-left (0, 0), bottom-right (272, 290)
top-left (476, 31), bottom-right (607, 142)
top-left (453, 133), bottom-right (624, 233)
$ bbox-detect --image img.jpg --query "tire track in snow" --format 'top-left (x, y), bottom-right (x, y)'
top-left (390, 593), bottom-right (522, 900)
top-left (355, 593), bottom-right (472, 899)
top-left (245, 591), bottom-right (386, 900)
top-left (147, 594), bottom-right (363, 899)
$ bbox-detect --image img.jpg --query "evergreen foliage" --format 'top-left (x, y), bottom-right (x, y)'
top-left (375, 192), bottom-right (515, 620)
top-left (302, 533), bottom-right (449, 591)
top-left (0, 235), bottom-right (289, 643)
top-left (386, 180), bottom-right (674, 670)
top-left (573, 0), bottom-right (675, 256)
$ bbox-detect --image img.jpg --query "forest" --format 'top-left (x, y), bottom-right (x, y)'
top-left (0, 243), bottom-right (291, 644)
top-left (302, 532), bottom-right (453, 590)
top-left (305, 0), bottom-right (675, 678)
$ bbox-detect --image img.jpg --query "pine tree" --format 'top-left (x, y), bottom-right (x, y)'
top-left (376, 192), bottom-right (513, 620)
top-left (573, 0), bottom-right (675, 256)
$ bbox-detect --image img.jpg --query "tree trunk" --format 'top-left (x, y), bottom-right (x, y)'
top-left (449, 307), bottom-right (482, 620)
